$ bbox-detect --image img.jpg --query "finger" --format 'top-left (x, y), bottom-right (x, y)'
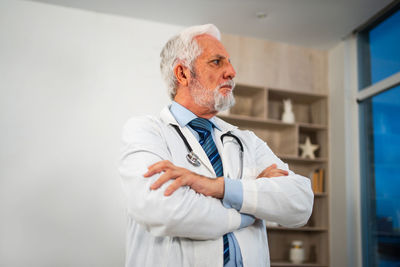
top-left (147, 160), bottom-right (171, 170)
top-left (144, 160), bottom-right (172, 177)
top-left (268, 169), bottom-right (289, 177)
top-left (164, 177), bottom-right (186, 196)
top-left (265, 164), bottom-right (277, 172)
top-left (257, 168), bottom-right (288, 178)
top-left (150, 170), bottom-right (178, 190)
top-left (258, 172), bottom-right (272, 178)
top-left (269, 169), bottom-right (288, 175)
top-left (276, 169), bottom-right (289, 176)
top-left (257, 172), bottom-right (268, 178)
top-left (257, 164), bottom-right (278, 178)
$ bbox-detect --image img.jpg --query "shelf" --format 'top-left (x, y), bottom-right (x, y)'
top-left (267, 226), bottom-right (328, 232)
top-left (219, 114), bottom-right (327, 130)
top-left (218, 114), bottom-right (296, 129)
top-left (314, 192), bottom-right (328, 198)
top-left (298, 123), bottom-right (327, 131)
top-left (271, 262), bottom-right (328, 267)
top-left (279, 155), bottom-right (328, 163)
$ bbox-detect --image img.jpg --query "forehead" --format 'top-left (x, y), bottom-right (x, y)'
top-left (195, 34), bottom-right (229, 59)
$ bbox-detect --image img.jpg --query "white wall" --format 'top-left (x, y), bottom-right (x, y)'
top-left (0, 1), bottom-right (181, 266)
top-left (328, 42), bottom-right (348, 267)
top-left (328, 38), bottom-right (362, 267)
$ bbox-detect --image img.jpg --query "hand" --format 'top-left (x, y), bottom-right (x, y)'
top-left (257, 164), bottom-right (289, 179)
top-left (143, 160), bottom-right (225, 198)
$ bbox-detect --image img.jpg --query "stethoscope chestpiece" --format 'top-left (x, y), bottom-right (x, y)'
top-left (186, 151), bottom-right (201, 167)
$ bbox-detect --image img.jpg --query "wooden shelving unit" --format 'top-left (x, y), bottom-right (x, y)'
top-left (219, 83), bottom-right (329, 266)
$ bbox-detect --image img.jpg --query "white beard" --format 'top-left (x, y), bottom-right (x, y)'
top-left (189, 79), bottom-right (235, 112)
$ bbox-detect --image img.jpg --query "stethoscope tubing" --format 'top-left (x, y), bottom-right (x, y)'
top-left (220, 132), bottom-right (244, 179)
top-left (170, 123), bottom-right (244, 179)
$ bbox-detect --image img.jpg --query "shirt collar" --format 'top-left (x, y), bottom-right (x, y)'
top-left (169, 101), bottom-right (221, 131)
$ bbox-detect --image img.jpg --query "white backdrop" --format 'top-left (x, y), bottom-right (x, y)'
top-left (0, 1), bottom-right (181, 266)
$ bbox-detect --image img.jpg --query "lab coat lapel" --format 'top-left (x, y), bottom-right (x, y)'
top-left (214, 129), bottom-right (228, 178)
top-left (160, 107), bottom-right (216, 176)
top-left (213, 116), bottom-right (238, 178)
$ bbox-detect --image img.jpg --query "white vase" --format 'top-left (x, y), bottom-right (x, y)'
top-left (289, 240), bottom-right (305, 264)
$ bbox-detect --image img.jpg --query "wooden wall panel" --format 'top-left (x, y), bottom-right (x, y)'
top-left (221, 34), bottom-right (328, 94)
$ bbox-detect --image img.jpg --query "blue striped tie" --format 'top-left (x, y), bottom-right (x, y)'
top-left (189, 118), bottom-right (230, 265)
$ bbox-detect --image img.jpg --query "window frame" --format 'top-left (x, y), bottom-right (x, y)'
top-left (356, 4), bottom-right (400, 266)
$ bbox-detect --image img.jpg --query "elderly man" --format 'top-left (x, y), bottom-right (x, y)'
top-left (119, 24), bottom-right (313, 267)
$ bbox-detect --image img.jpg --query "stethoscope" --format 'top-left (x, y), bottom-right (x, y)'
top-left (170, 124), bottom-right (244, 179)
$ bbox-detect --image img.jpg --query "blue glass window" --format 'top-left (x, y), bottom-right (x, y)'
top-left (359, 7), bottom-right (400, 267)
top-left (372, 86), bottom-right (400, 266)
top-left (369, 9), bottom-right (400, 85)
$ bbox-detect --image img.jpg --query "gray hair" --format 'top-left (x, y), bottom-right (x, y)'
top-left (160, 24), bottom-right (221, 99)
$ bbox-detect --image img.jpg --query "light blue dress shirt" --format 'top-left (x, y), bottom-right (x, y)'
top-left (169, 101), bottom-right (253, 267)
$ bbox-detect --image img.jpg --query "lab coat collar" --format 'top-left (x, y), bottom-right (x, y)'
top-left (213, 115), bottom-right (238, 133)
top-left (160, 105), bottom-right (237, 133)
top-left (170, 101), bottom-right (222, 131)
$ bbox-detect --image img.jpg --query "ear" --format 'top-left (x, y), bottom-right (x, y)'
top-left (174, 63), bottom-right (191, 87)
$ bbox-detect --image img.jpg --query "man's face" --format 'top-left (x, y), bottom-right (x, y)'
top-left (189, 34), bottom-right (236, 112)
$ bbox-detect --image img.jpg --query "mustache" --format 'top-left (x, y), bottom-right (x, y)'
top-left (218, 80), bottom-right (235, 90)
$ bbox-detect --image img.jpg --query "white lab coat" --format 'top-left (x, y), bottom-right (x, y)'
top-left (119, 106), bottom-right (314, 267)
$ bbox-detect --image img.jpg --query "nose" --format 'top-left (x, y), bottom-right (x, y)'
top-left (224, 60), bottom-right (236, 80)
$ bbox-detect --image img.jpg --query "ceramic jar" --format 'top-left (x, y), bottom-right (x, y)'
top-left (289, 240), bottom-right (305, 264)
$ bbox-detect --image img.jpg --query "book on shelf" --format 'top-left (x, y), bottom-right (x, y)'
top-left (310, 169), bottom-right (324, 193)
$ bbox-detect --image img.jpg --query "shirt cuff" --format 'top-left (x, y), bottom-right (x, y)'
top-left (222, 177), bottom-right (243, 211)
top-left (239, 213), bottom-right (256, 229)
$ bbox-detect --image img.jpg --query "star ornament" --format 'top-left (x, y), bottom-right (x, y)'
top-left (299, 137), bottom-right (319, 159)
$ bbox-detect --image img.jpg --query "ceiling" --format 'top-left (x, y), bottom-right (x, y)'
top-left (32, 0), bottom-right (393, 50)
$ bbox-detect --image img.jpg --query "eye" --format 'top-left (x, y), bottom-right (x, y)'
top-left (211, 59), bottom-right (221, 65)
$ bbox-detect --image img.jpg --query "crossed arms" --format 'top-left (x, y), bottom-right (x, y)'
top-left (145, 160), bottom-right (288, 198)
top-left (119, 117), bottom-right (313, 239)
